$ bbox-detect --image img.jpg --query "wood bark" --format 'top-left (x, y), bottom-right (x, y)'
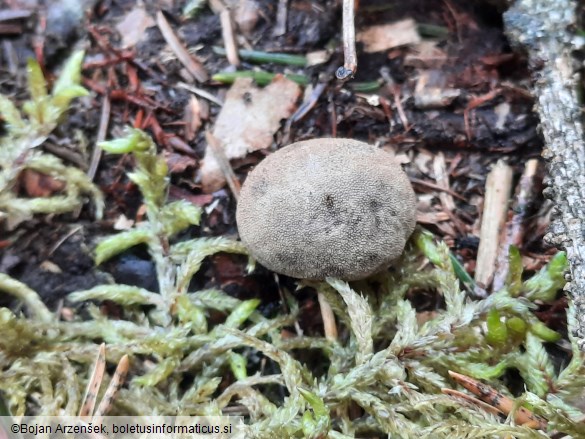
top-left (504, 0), bottom-right (585, 348)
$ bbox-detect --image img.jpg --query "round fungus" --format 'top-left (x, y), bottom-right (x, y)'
top-left (236, 138), bottom-right (417, 280)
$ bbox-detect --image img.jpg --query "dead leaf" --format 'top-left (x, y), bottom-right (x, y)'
top-left (357, 19), bottom-right (421, 53)
top-left (168, 185), bottom-right (214, 207)
top-left (21, 169), bottom-right (66, 197)
top-left (414, 70), bottom-right (460, 109)
top-left (200, 76), bottom-right (301, 192)
top-left (236, 0), bottom-right (259, 34)
top-left (116, 4), bottom-right (154, 49)
top-left (113, 214), bottom-right (135, 231)
top-left (164, 150), bottom-right (198, 174)
top-left (404, 41), bottom-right (448, 68)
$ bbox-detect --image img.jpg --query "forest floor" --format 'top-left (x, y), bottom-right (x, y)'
top-left (0, 0), bottom-right (582, 436)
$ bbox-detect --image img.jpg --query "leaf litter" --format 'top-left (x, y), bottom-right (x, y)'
top-left (200, 76), bottom-right (301, 193)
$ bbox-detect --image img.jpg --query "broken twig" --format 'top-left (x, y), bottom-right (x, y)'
top-left (448, 371), bottom-right (547, 429)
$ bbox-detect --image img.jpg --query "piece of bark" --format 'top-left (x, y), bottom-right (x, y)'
top-left (504, 0), bottom-right (585, 348)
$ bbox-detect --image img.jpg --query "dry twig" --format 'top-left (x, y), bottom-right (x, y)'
top-left (156, 11), bottom-right (208, 82)
top-left (336, 0), bottom-right (357, 79)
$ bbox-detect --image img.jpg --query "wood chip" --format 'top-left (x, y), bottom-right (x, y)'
top-left (474, 160), bottom-right (513, 289)
top-left (236, 0), bottom-right (259, 34)
top-left (492, 159), bottom-right (540, 292)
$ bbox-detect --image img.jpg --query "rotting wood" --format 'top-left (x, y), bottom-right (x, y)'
top-left (504, 0), bottom-right (585, 349)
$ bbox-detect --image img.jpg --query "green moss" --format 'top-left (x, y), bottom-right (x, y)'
top-left (0, 51), bottom-right (102, 228)
top-left (1, 130), bottom-right (583, 437)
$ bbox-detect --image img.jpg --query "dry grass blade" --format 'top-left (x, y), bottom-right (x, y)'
top-left (94, 355), bottom-right (130, 420)
top-left (448, 371), bottom-right (547, 429)
top-left (433, 152), bottom-right (466, 235)
top-left (88, 96), bottom-right (111, 181)
top-left (79, 343), bottom-right (106, 419)
top-left (474, 160), bottom-right (513, 290)
top-left (441, 388), bottom-right (503, 416)
top-left (156, 11), bottom-right (208, 82)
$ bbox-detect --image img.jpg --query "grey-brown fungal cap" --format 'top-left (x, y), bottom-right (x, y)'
top-left (236, 138), bottom-right (417, 280)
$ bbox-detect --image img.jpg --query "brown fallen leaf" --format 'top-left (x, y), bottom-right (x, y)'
top-left (115, 4), bottom-right (155, 49)
top-left (357, 19), bottom-right (421, 53)
top-left (164, 150), bottom-right (198, 174)
top-left (404, 41), bottom-right (449, 69)
top-left (21, 169), bottom-right (66, 197)
top-left (414, 70), bottom-right (460, 109)
top-left (168, 185), bottom-right (214, 207)
top-left (200, 76), bottom-right (301, 192)
top-left (236, 0), bottom-right (259, 34)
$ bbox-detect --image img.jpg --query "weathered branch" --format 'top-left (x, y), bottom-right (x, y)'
top-left (504, 0), bottom-right (585, 348)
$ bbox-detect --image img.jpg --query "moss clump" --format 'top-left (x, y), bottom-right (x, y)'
top-left (0, 51), bottom-right (103, 229)
top-left (1, 130), bottom-right (584, 438)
